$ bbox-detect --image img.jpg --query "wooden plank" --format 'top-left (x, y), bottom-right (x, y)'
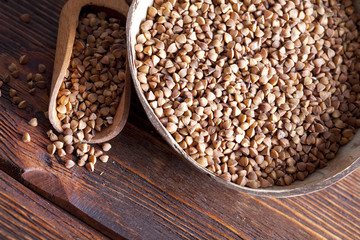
top-left (0, 0), bottom-right (359, 239)
top-left (0, 170), bottom-right (108, 240)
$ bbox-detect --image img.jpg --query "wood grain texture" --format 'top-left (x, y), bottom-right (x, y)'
top-left (0, 0), bottom-right (359, 239)
top-left (0, 170), bottom-right (108, 240)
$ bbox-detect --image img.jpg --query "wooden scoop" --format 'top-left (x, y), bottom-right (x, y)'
top-left (49, 0), bottom-right (131, 143)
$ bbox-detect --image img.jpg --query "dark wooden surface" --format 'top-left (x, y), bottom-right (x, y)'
top-left (0, 170), bottom-right (108, 240)
top-left (0, 0), bottom-right (360, 239)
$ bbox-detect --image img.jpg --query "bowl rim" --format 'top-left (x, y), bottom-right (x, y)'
top-left (126, 0), bottom-right (360, 198)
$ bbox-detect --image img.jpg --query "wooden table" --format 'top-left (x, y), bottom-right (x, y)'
top-left (0, 1), bottom-right (360, 239)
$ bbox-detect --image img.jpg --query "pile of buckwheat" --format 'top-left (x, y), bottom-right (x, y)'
top-left (2, 11), bottom-right (125, 173)
top-left (135, 0), bottom-right (360, 187)
top-left (49, 12), bottom-right (126, 171)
